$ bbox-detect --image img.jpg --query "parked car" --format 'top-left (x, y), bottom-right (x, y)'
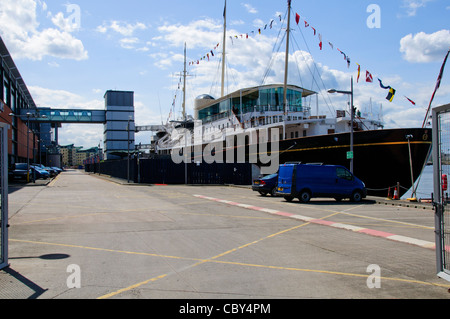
top-left (51, 167), bottom-right (63, 174)
top-left (30, 165), bottom-right (50, 179)
top-left (252, 173), bottom-right (279, 196)
top-left (277, 163), bottom-right (367, 203)
top-left (33, 164), bottom-right (57, 177)
top-left (8, 163), bottom-right (30, 181)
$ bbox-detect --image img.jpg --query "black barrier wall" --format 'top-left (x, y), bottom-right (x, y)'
top-left (86, 158), bottom-right (253, 185)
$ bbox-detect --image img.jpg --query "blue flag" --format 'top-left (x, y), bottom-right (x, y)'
top-left (378, 78), bottom-right (390, 89)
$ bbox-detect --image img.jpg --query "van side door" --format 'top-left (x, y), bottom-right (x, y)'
top-left (335, 167), bottom-right (355, 195)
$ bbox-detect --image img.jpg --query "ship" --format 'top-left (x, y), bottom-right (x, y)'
top-left (152, 0), bottom-right (432, 198)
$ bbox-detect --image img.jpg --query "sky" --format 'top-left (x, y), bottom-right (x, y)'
top-left (0, 0), bottom-right (449, 148)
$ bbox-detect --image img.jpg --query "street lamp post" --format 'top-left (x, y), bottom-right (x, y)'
top-left (328, 77), bottom-right (354, 173)
top-left (127, 116), bottom-right (131, 183)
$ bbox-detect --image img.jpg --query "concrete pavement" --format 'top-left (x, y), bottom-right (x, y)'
top-left (1, 169), bottom-right (449, 301)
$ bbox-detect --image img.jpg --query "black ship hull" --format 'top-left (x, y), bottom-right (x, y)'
top-left (164, 127), bottom-right (432, 198)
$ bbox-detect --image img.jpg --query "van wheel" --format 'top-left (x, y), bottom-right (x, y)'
top-left (299, 190), bottom-right (311, 203)
top-left (351, 190), bottom-right (362, 202)
top-left (284, 196), bottom-right (294, 202)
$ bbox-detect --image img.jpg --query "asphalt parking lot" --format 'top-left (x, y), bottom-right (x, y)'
top-left (1, 169), bottom-right (449, 303)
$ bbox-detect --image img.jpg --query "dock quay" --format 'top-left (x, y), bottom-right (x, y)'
top-left (1, 169), bottom-right (448, 303)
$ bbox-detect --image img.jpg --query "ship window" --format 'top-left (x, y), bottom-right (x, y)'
top-left (259, 88), bottom-right (282, 110)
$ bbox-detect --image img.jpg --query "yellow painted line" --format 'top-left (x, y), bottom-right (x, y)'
top-left (173, 211), bottom-right (280, 220)
top-left (10, 239), bottom-right (199, 262)
top-left (97, 274), bottom-right (168, 299)
top-left (47, 173), bottom-right (62, 187)
top-left (13, 212), bottom-right (112, 225)
top-left (205, 259), bottom-right (450, 289)
top-left (12, 207), bottom-right (170, 225)
top-left (245, 140), bottom-right (431, 157)
top-left (11, 228), bottom-right (450, 296)
top-left (341, 211), bottom-right (434, 230)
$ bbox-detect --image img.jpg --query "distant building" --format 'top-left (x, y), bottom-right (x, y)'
top-left (60, 144), bottom-right (103, 167)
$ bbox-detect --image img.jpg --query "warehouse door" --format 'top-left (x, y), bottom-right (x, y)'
top-left (432, 103), bottom-right (450, 282)
top-left (0, 123), bottom-right (8, 270)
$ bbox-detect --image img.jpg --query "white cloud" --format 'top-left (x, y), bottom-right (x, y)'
top-left (157, 19), bottom-right (222, 49)
top-left (28, 86), bottom-right (103, 110)
top-left (96, 21), bottom-right (147, 36)
top-left (96, 20), bottom-right (149, 51)
top-left (242, 3), bottom-right (258, 14)
top-left (119, 37), bottom-right (139, 49)
top-left (401, 0), bottom-right (433, 16)
top-left (51, 11), bottom-right (78, 33)
top-left (0, 0), bottom-right (88, 61)
top-left (400, 29), bottom-right (450, 63)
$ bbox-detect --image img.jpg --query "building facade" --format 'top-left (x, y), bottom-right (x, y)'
top-left (104, 90), bottom-right (135, 160)
top-left (60, 144), bottom-right (103, 167)
top-left (0, 37), bottom-right (39, 166)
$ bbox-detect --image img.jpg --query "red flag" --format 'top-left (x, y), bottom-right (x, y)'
top-left (295, 13), bottom-right (300, 25)
top-left (304, 21), bottom-right (309, 28)
top-left (318, 34), bottom-right (322, 50)
top-left (405, 96), bottom-right (416, 105)
top-left (366, 71), bottom-right (373, 83)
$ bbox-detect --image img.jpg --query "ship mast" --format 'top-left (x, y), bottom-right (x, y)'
top-left (182, 42), bottom-right (187, 120)
top-left (283, 0), bottom-right (292, 138)
top-left (221, 0), bottom-right (227, 98)
top-left (283, 0), bottom-right (291, 112)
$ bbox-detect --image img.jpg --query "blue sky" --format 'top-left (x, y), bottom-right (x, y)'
top-left (0, 0), bottom-right (449, 148)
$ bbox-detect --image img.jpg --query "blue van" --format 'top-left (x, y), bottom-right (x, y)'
top-left (277, 163), bottom-right (367, 203)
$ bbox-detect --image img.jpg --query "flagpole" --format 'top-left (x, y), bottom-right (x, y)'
top-left (221, 0), bottom-right (227, 98)
top-left (283, 0), bottom-right (292, 140)
top-left (422, 49), bottom-right (450, 128)
top-left (182, 42), bottom-right (187, 121)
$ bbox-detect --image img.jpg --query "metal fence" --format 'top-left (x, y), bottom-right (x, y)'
top-left (432, 103), bottom-right (450, 282)
top-left (85, 157), bottom-right (254, 186)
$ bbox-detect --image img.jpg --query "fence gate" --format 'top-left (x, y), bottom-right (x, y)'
top-left (0, 123), bottom-right (8, 270)
top-left (432, 103), bottom-right (450, 282)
